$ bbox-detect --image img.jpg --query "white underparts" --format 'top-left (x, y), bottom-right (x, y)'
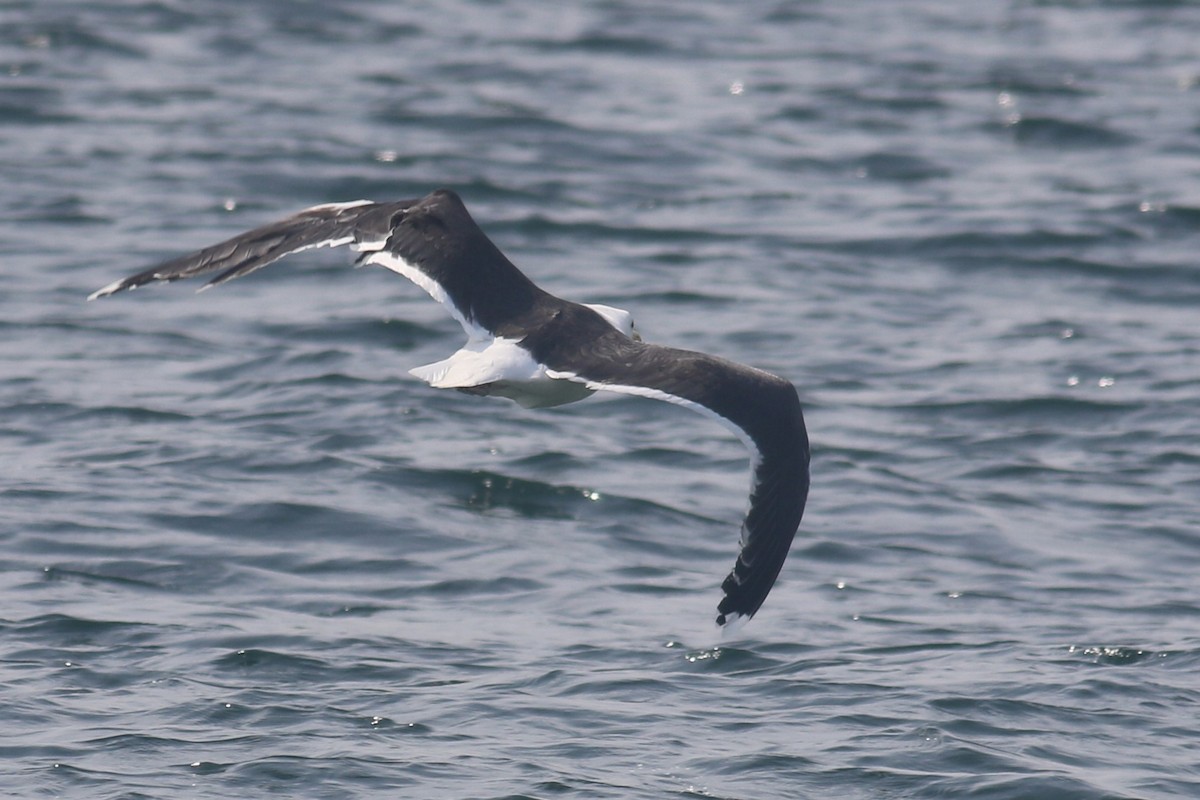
top-left (409, 338), bottom-right (595, 409)
top-left (364, 251), bottom-right (643, 409)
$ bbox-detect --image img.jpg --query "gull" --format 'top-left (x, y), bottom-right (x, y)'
top-left (89, 189), bottom-right (810, 625)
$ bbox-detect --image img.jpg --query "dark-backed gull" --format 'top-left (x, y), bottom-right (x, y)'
top-left (88, 189), bottom-right (810, 626)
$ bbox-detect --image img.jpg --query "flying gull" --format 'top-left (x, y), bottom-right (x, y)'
top-left (88, 189), bottom-right (810, 626)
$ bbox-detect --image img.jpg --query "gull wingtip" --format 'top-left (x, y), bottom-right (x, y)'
top-left (716, 609), bottom-right (752, 632)
top-left (86, 279), bottom-right (127, 301)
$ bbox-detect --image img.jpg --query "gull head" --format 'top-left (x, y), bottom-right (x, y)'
top-left (586, 303), bottom-right (642, 342)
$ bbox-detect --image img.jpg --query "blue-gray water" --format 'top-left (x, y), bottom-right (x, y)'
top-left (3, 1), bottom-right (1199, 797)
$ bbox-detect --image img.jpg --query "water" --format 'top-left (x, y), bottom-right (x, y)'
top-left (3, 1), bottom-right (1199, 797)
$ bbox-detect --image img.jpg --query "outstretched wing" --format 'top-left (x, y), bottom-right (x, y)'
top-left (528, 305), bottom-right (811, 625)
top-left (87, 200), bottom-right (412, 299)
top-left (88, 189), bottom-right (547, 343)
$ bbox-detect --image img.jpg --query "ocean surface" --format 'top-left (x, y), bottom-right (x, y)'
top-left (3, 1), bottom-right (1199, 797)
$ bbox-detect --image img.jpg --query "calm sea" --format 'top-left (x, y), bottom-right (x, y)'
top-left (3, 1), bottom-right (1199, 797)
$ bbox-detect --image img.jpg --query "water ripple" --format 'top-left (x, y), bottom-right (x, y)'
top-left (5, 1), bottom-right (1200, 798)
